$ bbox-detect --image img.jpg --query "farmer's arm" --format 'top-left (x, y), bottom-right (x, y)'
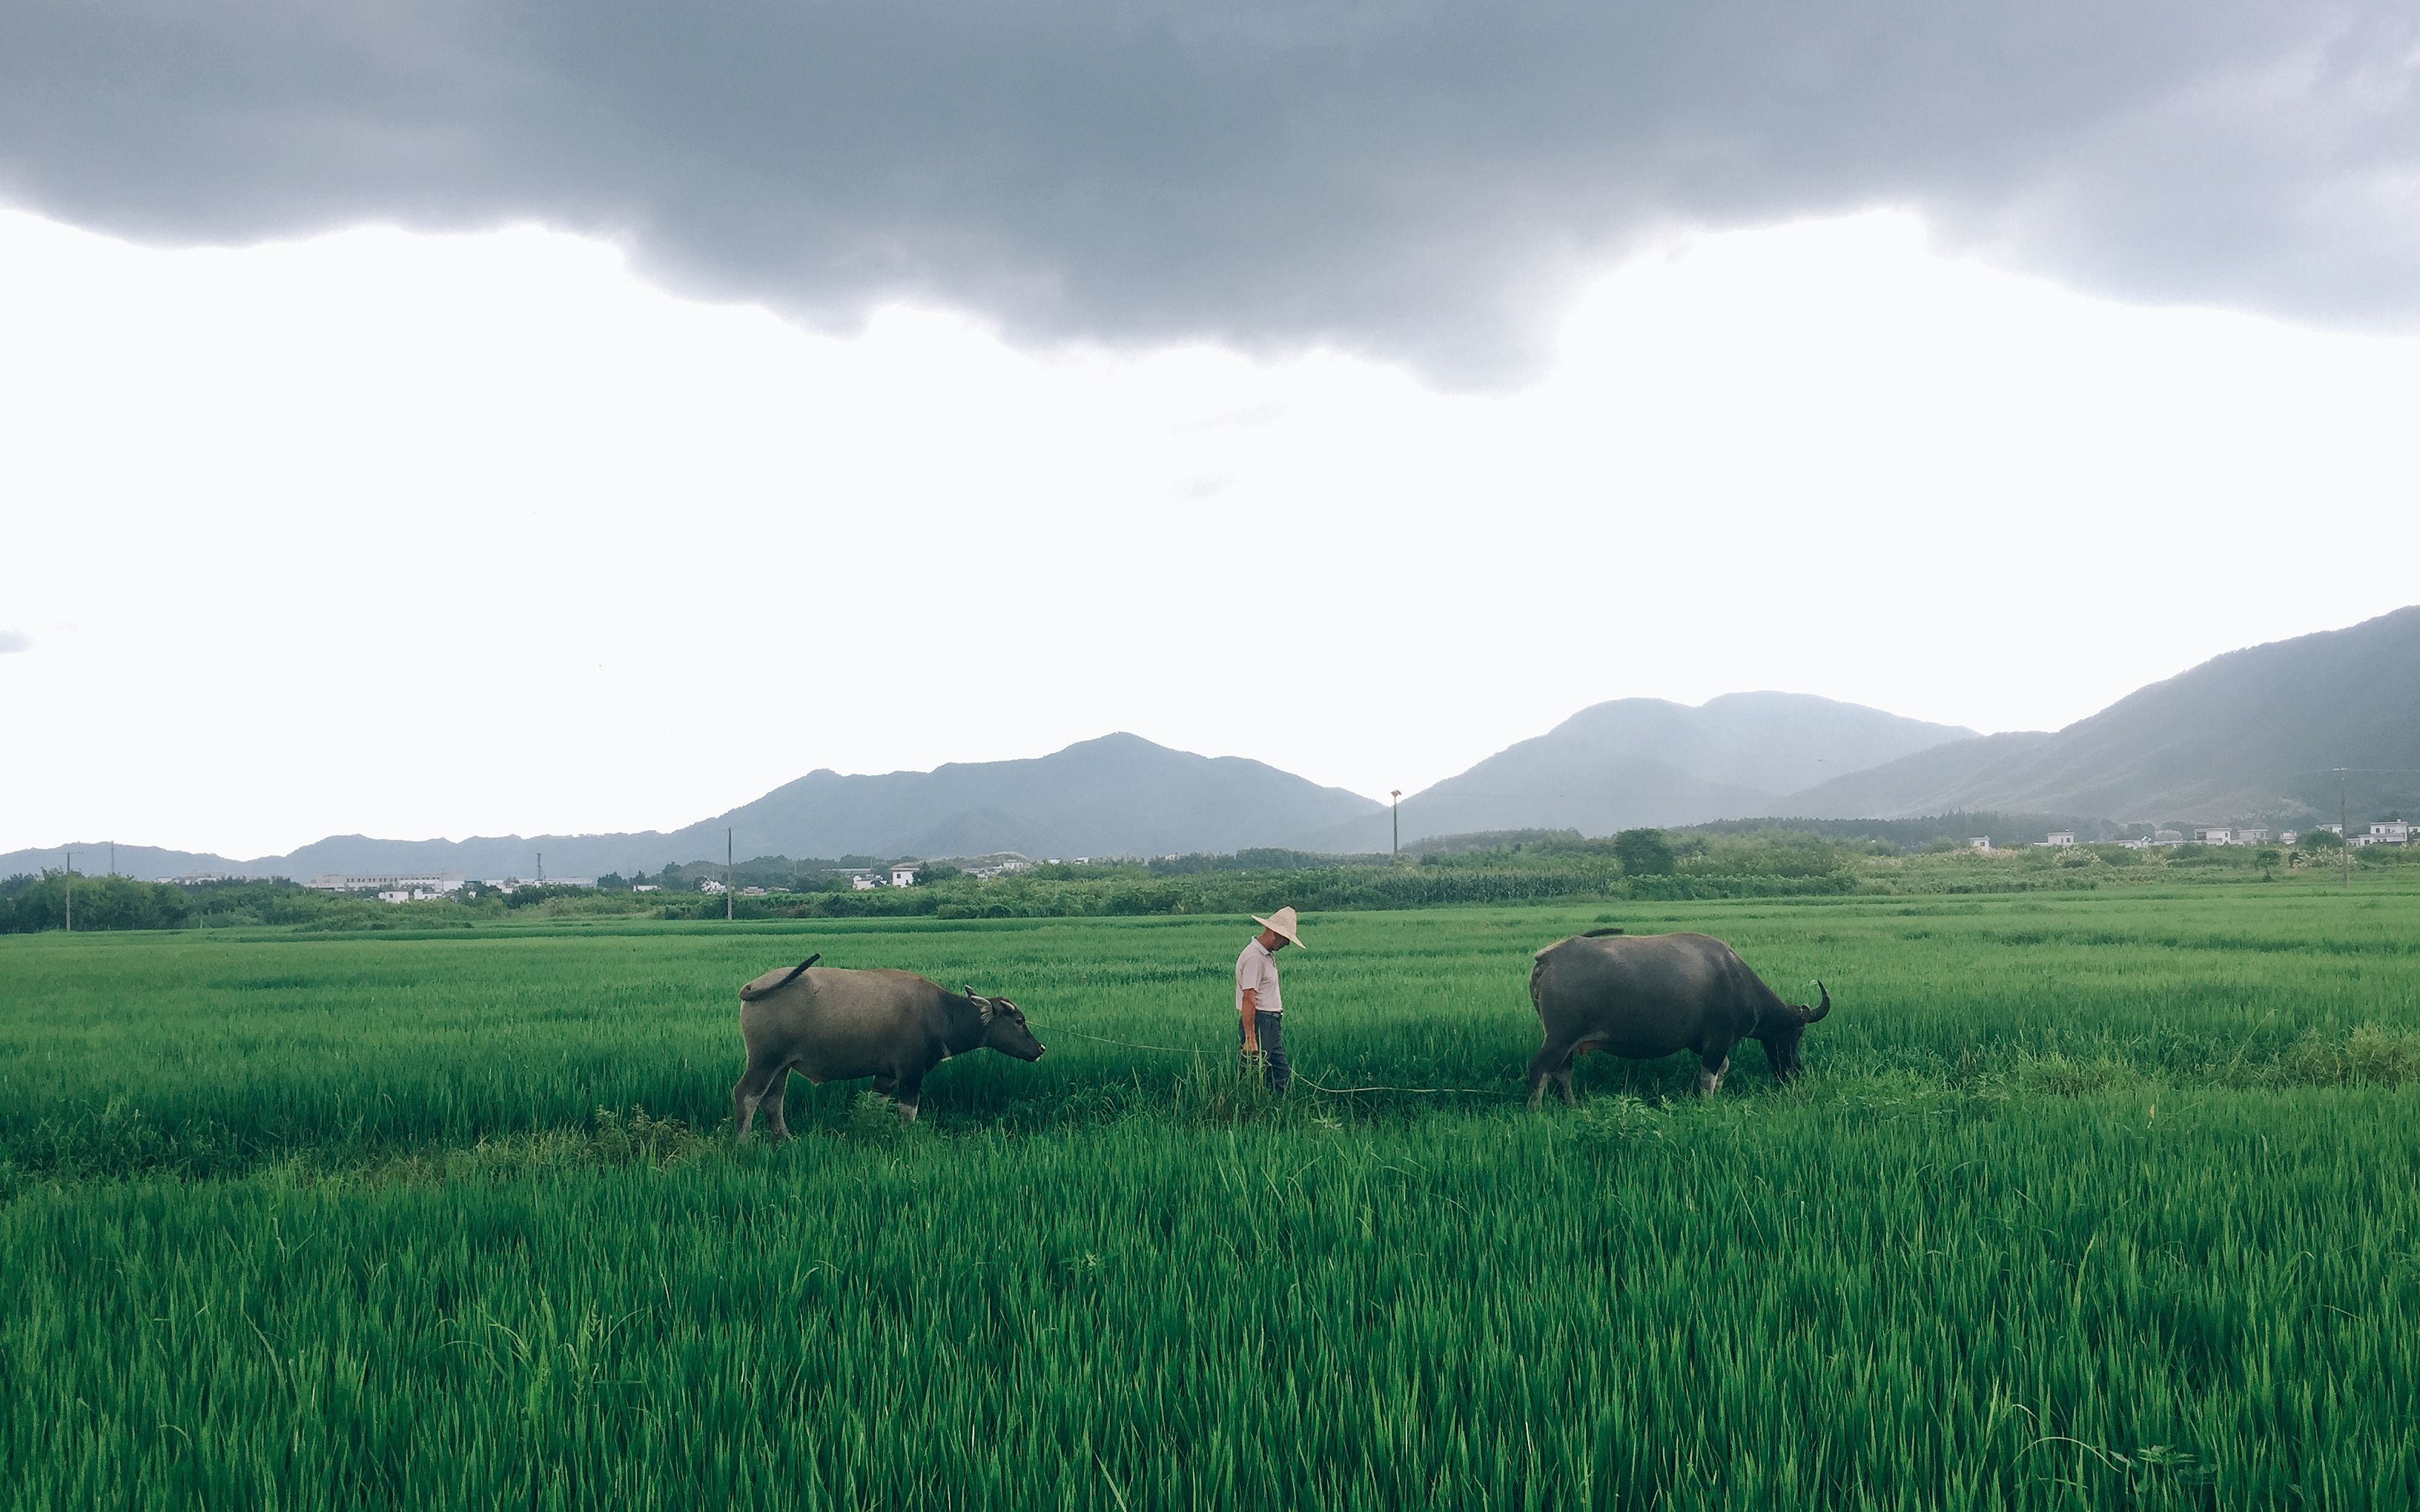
top-left (1239, 987), bottom-right (1259, 1051)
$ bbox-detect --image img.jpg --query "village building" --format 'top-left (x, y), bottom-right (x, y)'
top-left (2039, 832), bottom-right (2076, 847)
top-left (305, 872), bottom-right (466, 895)
top-left (890, 863), bottom-right (919, 886)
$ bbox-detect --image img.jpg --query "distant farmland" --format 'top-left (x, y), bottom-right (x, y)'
top-left (4, 887), bottom-right (2417, 1508)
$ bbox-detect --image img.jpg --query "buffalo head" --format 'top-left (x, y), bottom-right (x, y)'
top-left (965, 988), bottom-right (1046, 1061)
top-left (1756, 981), bottom-right (1830, 1081)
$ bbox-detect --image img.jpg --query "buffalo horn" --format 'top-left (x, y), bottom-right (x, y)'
top-left (1802, 981), bottom-right (1831, 1024)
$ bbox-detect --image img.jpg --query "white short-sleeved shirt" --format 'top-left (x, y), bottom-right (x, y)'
top-left (1236, 937), bottom-right (1283, 1016)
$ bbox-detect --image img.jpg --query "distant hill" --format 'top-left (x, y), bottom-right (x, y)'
top-left (676, 732), bottom-right (1383, 862)
top-left (1781, 606), bottom-right (2420, 823)
top-left (1309, 692), bottom-right (1977, 849)
top-left (0, 842), bottom-right (251, 883)
top-left (2, 733), bottom-right (1386, 881)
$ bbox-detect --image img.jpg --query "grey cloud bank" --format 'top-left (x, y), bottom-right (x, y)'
top-left (3, 1), bottom-right (2416, 381)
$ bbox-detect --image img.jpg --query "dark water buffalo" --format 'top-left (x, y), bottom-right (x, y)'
top-left (1527, 929), bottom-right (1829, 1105)
top-left (732, 955), bottom-right (1045, 1134)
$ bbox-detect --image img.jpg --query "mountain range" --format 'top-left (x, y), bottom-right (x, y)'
top-left (12, 606), bottom-right (2416, 881)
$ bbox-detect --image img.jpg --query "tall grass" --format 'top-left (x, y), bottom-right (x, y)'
top-left (2, 884), bottom-right (2417, 1507)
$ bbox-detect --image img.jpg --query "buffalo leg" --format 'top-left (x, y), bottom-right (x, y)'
top-left (758, 1065), bottom-right (794, 1141)
top-left (893, 1069), bottom-right (925, 1124)
top-left (1697, 1054), bottom-right (1730, 1096)
top-left (732, 1051), bottom-right (787, 1138)
top-left (1527, 1038), bottom-right (1580, 1110)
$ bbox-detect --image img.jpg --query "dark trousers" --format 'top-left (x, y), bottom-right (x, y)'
top-left (1242, 1009), bottom-right (1291, 1092)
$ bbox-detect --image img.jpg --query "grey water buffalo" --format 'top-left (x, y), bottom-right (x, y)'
top-left (1527, 929), bottom-right (1829, 1106)
top-left (731, 955), bottom-right (1045, 1134)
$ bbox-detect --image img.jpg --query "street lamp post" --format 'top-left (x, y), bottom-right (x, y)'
top-left (1391, 792), bottom-right (1402, 862)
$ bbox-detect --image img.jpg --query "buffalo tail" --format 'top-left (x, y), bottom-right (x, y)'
top-left (740, 952), bottom-right (821, 1001)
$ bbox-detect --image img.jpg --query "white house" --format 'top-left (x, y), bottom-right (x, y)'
top-left (2368, 820), bottom-right (2411, 845)
top-left (1966, 837), bottom-right (1992, 852)
top-left (698, 878), bottom-right (728, 894)
top-left (890, 863), bottom-right (919, 886)
top-left (2192, 826), bottom-right (2232, 845)
top-left (2041, 832), bottom-right (2076, 848)
top-left (851, 875), bottom-right (880, 891)
top-left (2279, 831), bottom-right (2300, 846)
top-left (2235, 826), bottom-right (2269, 845)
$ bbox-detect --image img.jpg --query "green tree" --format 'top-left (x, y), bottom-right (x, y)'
top-left (2300, 828), bottom-right (2345, 850)
top-left (1611, 829), bottom-right (1677, 876)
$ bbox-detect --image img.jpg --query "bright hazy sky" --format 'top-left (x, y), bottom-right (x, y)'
top-left (4, 205), bottom-right (2416, 858)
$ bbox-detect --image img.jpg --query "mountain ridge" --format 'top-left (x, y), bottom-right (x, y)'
top-left (1306, 691), bottom-right (1975, 850)
top-left (1779, 606), bottom-right (2420, 822)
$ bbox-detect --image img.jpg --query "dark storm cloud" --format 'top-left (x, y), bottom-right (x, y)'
top-left (4, 2), bottom-right (2414, 380)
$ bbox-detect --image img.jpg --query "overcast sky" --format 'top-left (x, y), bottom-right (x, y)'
top-left (4, 3), bottom-right (2417, 858)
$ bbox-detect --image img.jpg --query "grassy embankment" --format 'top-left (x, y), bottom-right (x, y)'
top-left (3, 884), bottom-right (2417, 1508)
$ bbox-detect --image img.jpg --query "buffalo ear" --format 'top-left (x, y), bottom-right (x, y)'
top-left (965, 988), bottom-right (995, 1025)
top-left (1801, 981), bottom-right (1831, 1024)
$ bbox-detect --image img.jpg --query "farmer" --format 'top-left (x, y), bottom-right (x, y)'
top-left (1236, 906), bottom-right (1304, 1092)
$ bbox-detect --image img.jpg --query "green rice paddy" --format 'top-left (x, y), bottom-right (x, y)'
top-left (4, 886), bottom-right (2417, 1508)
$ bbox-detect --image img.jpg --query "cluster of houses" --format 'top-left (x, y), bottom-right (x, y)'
top-left (302, 871), bottom-right (616, 902)
top-left (304, 872), bottom-right (469, 902)
top-left (1977, 820), bottom-right (2413, 853)
top-left (696, 855), bottom-right (1041, 895)
top-left (2113, 826), bottom-right (2285, 850)
top-left (841, 862), bottom-right (925, 891)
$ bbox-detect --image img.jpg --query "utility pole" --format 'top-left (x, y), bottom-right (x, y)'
top-left (2340, 769), bottom-right (2351, 891)
top-left (537, 852), bottom-right (544, 883)
top-left (1391, 791), bottom-right (1403, 862)
top-left (64, 849), bottom-right (72, 932)
top-left (727, 828), bottom-right (735, 921)
top-left (109, 840), bottom-right (116, 877)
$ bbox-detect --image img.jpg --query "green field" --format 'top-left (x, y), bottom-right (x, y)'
top-left (5, 886), bottom-right (2419, 1508)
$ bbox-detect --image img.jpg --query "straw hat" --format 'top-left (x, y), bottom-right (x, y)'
top-left (1252, 906), bottom-right (1306, 949)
